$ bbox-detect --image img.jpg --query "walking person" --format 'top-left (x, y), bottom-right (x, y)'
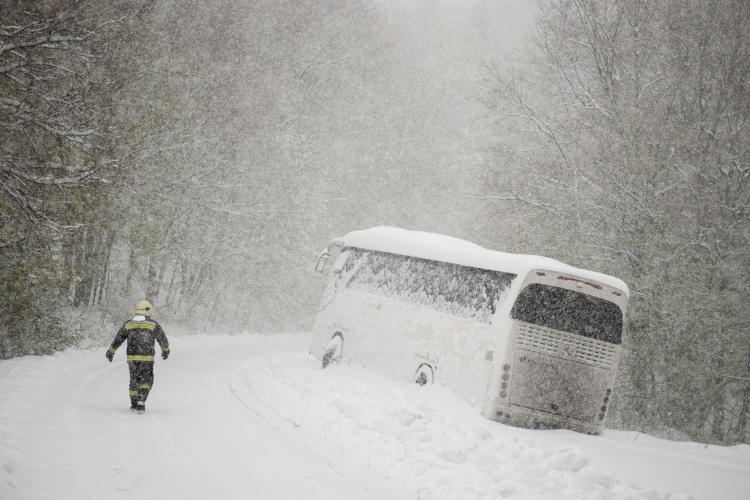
top-left (106, 300), bottom-right (170, 414)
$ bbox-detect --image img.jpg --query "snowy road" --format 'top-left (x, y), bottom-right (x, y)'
top-left (1, 333), bottom-right (749, 500)
top-left (0, 334), bottom-right (399, 500)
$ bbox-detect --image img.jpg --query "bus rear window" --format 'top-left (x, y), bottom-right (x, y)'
top-left (510, 284), bottom-right (623, 344)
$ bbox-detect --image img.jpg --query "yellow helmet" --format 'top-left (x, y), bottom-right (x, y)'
top-left (135, 300), bottom-right (154, 316)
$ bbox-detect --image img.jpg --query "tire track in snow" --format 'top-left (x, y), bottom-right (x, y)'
top-left (228, 359), bottom-right (409, 500)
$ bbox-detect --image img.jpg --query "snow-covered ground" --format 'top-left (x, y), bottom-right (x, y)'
top-left (1, 333), bottom-right (748, 500)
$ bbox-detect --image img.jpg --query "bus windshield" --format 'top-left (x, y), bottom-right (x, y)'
top-left (510, 284), bottom-right (623, 344)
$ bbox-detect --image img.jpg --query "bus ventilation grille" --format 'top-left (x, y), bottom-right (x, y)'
top-left (517, 324), bottom-right (616, 368)
top-left (485, 350), bottom-right (494, 362)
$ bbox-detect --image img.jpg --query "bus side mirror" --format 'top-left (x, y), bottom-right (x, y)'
top-left (315, 252), bottom-right (330, 273)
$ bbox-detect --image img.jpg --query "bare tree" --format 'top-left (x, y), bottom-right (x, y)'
top-left (0, 2), bottom-right (134, 236)
top-left (483, 0), bottom-right (750, 444)
top-left (0, 0), bottom-right (152, 357)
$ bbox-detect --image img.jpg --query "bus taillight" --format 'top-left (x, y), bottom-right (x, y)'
top-left (501, 365), bottom-right (510, 393)
top-left (601, 405), bottom-right (607, 412)
top-left (500, 364), bottom-right (510, 397)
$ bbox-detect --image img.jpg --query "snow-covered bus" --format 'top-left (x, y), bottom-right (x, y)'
top-left (309, 227), bottom-right (628, 435)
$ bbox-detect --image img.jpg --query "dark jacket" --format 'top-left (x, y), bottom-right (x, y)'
top-left (108, 316), bottom-right (169, 362)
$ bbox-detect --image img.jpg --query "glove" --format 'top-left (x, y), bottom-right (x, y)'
top-left (106, 350), bottom-right (114, 362)
top-left (161, 350), bottom-right (169, 360)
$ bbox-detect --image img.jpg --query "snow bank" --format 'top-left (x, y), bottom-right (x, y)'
top-left (241, 352), bottom-right (689, 499)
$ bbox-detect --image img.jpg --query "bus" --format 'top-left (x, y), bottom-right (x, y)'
top-left (309, 227), bottom-right (628, 435)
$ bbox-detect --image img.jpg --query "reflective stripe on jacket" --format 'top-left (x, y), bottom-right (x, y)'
top-left (108, 316), bottom-right (169, 359)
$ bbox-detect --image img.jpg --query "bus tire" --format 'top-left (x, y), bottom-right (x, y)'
top-left (322, 334), bottom-right (343, 368)
top-left (414, 364), bottom-right (434, 386)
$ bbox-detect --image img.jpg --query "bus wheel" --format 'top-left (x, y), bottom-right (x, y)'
top-left (322, 334), bottom-right (343, 368)
top-left (414, 364), bottom-right (434, 386)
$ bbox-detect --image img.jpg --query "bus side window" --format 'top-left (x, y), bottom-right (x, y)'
top-left (339, 250), bottom-right (369, 287)
top-left (346, 250), bottom-right (515, 324)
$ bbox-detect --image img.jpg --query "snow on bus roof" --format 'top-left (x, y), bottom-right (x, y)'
top-left (332, 226), bottom-right (629, 296)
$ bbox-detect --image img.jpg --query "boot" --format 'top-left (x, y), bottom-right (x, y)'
top-left (136, 388), bottom-right (149, 414)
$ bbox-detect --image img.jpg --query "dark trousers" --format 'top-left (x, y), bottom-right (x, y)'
top-left (128, 361), bottom-right (154, 404)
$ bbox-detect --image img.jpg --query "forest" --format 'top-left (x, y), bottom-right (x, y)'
top-left (1, 0), bottom-right (748, 445)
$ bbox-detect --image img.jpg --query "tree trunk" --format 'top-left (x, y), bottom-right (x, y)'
top-left (152, 259), bottom-right (168, 302)
top-left (73, 229), bottom-right (91, 307)
top-left (146, 259), bottom-right (158, 302)
top-left (740, 344), bottom-right (750, 444)
top-left (124, 239), bottom-right (137, 294)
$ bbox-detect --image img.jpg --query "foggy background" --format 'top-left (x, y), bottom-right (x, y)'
top-left (2, 0), bottom-right (749, 446)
